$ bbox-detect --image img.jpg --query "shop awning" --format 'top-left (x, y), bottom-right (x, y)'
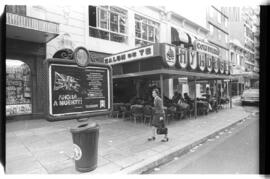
top-left (188, 34), bottom-right (198, 44)
top-left (112, 68), bottom-right (233, 81)
top-left (171, 27), bottom-right (192, 47)
top-left (242, 71), bottom-right (259, 79)
top-left (6, 13), bottom-right (59, 43)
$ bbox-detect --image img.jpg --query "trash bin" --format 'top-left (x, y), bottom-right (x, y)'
top-left (70, 122), bottom-right (99, 172)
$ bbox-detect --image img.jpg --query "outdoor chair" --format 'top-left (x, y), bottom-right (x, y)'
top-left (120, 105), bottom-right (131, 120)
top-left (178, 102), bottom-right (190, 119)
top-left (166, 106), bottom-right (177, 123)
top-left (130, 105), bottom-right (144, 124)
top-left (220, 97), bottom-right (230, 108)
top-left (143, 105), bottom-right (153, 125)
top-left (174, 105), bottom-right (183, 120)
top-left (111, 104), bottom-right (121, 118)
top-left (187, 103), bottom-right (194, 119)
top-left (210, 98), bottom-right (218, 113)
top-left (197, 101), bottom-right (209, 115)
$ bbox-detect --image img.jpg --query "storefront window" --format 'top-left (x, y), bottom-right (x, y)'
top-left (6, 60), bottom-right (32, 116)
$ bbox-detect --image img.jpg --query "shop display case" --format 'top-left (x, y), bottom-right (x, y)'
top-left (6, 61), bottom-right (32, 115)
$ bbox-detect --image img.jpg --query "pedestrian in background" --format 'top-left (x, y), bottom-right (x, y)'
top-left (148, 88), bottom-right (169, 142)
top-left (206, 87), bottom-right (212, 111)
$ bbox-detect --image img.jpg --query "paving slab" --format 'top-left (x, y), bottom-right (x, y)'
top-left (5, 103), bottom-right (250, 174)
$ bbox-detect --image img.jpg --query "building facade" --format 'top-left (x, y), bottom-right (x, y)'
top-left (253, 7), bottom-right (260, 77)
top-left (228, 39), bottom-right (246, 95)
top-left (204, 6), bottom-right (230, 97)
top-left (5, 5), bottom-right (59, 119)
top-left (206, 6), bottom-right (229, 63)
top-left (5, 5), bottom-right (232, 120)
top-left (221, 6), bottom-right (260, 93)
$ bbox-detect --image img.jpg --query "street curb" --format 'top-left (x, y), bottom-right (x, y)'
top-left (117, 112), bottom-right (251, 174)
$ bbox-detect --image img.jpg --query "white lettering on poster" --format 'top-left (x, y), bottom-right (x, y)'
top-left (56, 94), bottom-right (83, 106)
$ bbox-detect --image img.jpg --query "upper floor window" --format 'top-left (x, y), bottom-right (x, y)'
top-left (209, 24), bottom-right (214, 35)
top-left (225, 34), bottom-right (228, 43)
top-left (231, 52), bottom-right (236, 65)
top-left (240, 56), bottom-right (244, 66)
top-left (224, 17), bottom-right (228, 27)
top-left (245, 25), bottom-right (254, 41)
top-left (217, 12), bottom-right (222, 24)
top-left (6, 5), bottom-right (26, 16)
top-left (209, 6), bottom-right (215, 18)
top-left (135, 14), bottom-right (160, 46)
top-left (217, 29), bottom-right (222, 40)
top-left (236, 53), bottom-right (240, 66)
top-left (88, 6), bottom-right (128, 43)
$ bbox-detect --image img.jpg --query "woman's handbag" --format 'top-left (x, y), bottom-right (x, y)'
top-left (156, 120), bottom-right (168, 135)
top-left (157, 127), bottom-right (168, 135)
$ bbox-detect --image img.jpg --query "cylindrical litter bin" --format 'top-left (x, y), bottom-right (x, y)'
top-left (70, 122), bottom-right (99, 172)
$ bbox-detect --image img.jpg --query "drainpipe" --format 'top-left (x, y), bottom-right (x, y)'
top-left (194, 77), bottom-right (197, 119)
top-left (229, 79), bottom-right (232, 109)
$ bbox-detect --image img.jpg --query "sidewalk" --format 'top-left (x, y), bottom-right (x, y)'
top-left (6, 102), bottom-right (250, 174)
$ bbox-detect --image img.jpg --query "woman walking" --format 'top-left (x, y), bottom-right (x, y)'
top-left (148, 88), bottom-right (169, 142)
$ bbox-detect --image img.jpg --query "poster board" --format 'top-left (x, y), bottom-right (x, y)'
top-left (44, 58), bottom-right (112, 121)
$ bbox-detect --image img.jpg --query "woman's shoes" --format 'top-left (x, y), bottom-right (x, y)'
top-left (148, 136), bottom-right (156, 141)
top-left (148, 136), bottom-right (169, 142)
top-left (161, 137), bottom-right (169, 142)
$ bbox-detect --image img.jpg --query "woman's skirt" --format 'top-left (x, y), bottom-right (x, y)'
top-left (151, 113), bottom-right (165, 128)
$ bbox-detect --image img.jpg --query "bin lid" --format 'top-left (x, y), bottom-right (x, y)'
top-left (70, 122), bottom-right (99, 133)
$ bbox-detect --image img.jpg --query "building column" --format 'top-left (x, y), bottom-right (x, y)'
top-left (160, 74), bottom-right (164, 104)
top-left (136, 80), bottom-right (140, 98)
top-left (237, 82), bottom-right (240, 96)
top-left (164, 78), bottom-right (174, 99)
top-left (227, 81), bottom-right (229, 98)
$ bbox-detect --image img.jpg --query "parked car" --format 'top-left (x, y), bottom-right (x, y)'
top-left (241, 88), bottom-right (259, 105)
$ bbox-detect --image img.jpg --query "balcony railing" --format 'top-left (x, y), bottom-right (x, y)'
top-left (6, 12), bottom-right (59, 34)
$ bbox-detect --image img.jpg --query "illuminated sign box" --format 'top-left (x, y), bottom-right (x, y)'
top-left (104, 45), bottom-right (154, 65)
top-left (44, 47), bottom-right (112, 121)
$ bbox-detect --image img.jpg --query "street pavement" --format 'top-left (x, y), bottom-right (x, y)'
top-left (5, 97), bottom-right (252, 174)
top-left (148, 109), bottom-right (259, 174)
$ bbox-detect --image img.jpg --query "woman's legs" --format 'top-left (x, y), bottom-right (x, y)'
top-left (161, 134), bottom-right (169, 142)
top-left (151, 126), bottom-right (156, 137)
top-left (148, 126), bottom-right (156, 141)
top-left (161, 120), bottom-right (169, 142)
